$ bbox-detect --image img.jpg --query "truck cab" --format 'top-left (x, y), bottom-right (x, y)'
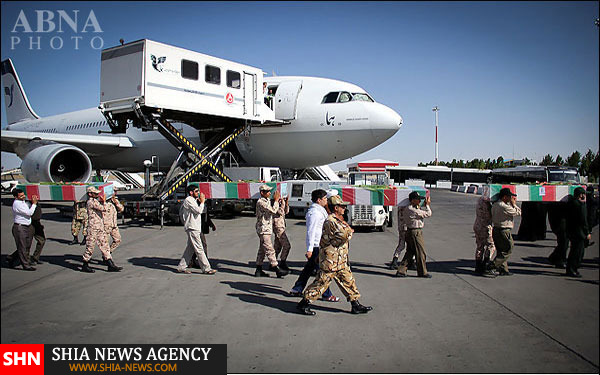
top-left (346, 171), bottom-right (392, 231)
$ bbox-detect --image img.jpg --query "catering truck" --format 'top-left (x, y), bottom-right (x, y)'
top-left (346, 171), bottom-right (392, 231)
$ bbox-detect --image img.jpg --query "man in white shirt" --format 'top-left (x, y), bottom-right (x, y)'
top-left (177, 185), bottom-right (216, 275)
top-left (9, 189), bottom-right (39, 271)
top-left (288, 189), bottom-right (338, 301)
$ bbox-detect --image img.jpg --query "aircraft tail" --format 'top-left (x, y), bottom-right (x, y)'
top-left (1, 58), bottom-right (40, 125)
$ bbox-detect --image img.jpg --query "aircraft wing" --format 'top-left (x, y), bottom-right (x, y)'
top-left (1, 130), bottom-right (135, 158)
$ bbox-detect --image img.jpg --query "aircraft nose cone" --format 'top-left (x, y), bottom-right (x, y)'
top-left (370, 104), bottom-right (402, 143)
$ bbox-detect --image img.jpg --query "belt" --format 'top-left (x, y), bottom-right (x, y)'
top-left (14, 223), bottom-right (30, 227)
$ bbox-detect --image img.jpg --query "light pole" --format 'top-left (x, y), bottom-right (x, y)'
top-left (432, 106), bottom-right (439, 165)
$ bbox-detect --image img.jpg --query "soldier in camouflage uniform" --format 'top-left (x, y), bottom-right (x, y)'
top-left (273, 196), bottom-right (291, 271)
top-left (70, 200), bottom-right (88, 245)
top-left (103, 191), bottom-right (124, 254)
top-left (473, 193), bottom-right (497, 277)
top-left (81, 186), bottom-right (122, 273)
top-left (255, 185), bottom-right (288, 278)
top-left (297, 195), bottom-right (373, 316)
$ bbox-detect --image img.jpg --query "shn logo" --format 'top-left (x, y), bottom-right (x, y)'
top-left (3, 352), bottom-right (40, 366)
top-left (151, 55), bottom-right (166, 72)
top-left (4, 84), bottom-right (14, 107)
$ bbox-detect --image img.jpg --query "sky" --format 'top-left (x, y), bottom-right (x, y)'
top-left (1, 1), bottom-right (599, 172)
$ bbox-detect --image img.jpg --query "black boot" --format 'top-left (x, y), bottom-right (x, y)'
top-left (106, 259), bottom-right (122, 272)
top-left (296, 298), bottom-right (316, 316)
top-left (70, 236), bottom-right (79, 245)
top-left (351, 300), bottom-right (373, 314)
top-left (270, 265), bottom-right (289, 278)
top-left (389, 256), bottom-right (399, 270)
top-left (279, 260), bottom-right (289, 271)
top-left (80, 236), bottom-right (86, 246)
top-left (81, 261), bottom-right (95, 273)
top-left (254, 265), bottom-right (269, 277)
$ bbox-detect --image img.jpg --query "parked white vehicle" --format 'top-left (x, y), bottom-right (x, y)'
top-left (287, 180), bottom-right (340, 217)
top-left (346, 171), bottom-right (392, 232)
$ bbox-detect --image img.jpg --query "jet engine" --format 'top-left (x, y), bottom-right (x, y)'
top-left (20, 144), bottom-right (92, 183)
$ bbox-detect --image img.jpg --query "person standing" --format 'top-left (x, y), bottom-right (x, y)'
top-left (81, 187), bottom-right (122, 273)
top-left (547, 201), bottom-right (569, 269)
top-left (177, 185), bottom-right (217, 275)
top-left (30, 204), bottom-right (46, 265)
top-left (289, 189), bottom-right (338, 301)
top-left (103, 191), bottom-right (124, 256)
top-left (473, 194), bottom-right (497, 277)
top-left (389, 206), bottom-right (407, 269)
top-left (491, 188), bottom-right (521, 276)
top-left (565, 187), bottom-right (591, 278)
top-left (296, 195), bottom-right (372, 315)
top-left (395, 191), bottom-right (433, 278)
top-left (254, 185), bottom-right (288, 278)
top-left (70, 200), bottom-right (88, 245)
top-left (9, 189), bottom-right (38, 271)
top-left (273, 196), bottom-right (291, 271)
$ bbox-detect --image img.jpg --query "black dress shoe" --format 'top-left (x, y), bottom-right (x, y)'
top-left (554, 261), bottom-right (566, 269)
top-left (350, 300), bottom-right (373, 314)
top-left (296, 299), bottom-right (316, 316)
top-left (418, 274), bottom-right (432, 278)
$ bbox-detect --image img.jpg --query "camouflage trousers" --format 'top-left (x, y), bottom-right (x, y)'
top-left (273, 227), bottom-right (291, 262)
top-left (304, 266), bottom-right (361, 302)
top-left (105, 226), bottom-right (122, 253)
top-left (83, 228), bottom-right (112, 262)
top-left (256, 234), bottom-right (278, 267)
top-left (393, 229), bottom-right (406, 259)
top-left (474, 225), bottom-right (496, 262)
top-left (71, 219), bottom-right (87, 237)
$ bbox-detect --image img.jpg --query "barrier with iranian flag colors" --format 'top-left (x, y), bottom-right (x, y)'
top-left (187, 181), bottom-right (288, 200)
top-left (15, 182), bottom-right (114, 201)
top-left (486, 184), bottom-right (584, 202)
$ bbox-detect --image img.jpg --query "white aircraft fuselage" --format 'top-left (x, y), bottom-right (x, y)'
top-left (2, 58), bottom-right (403, 182)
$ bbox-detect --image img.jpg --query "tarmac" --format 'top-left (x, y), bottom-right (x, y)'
top-left (1, 189), bottom-right (598, 373)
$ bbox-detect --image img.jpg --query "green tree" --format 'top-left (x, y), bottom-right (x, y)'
top-left (540, 154), bottom-right (554, 166)
top-left (580, 149), bottom-right (595, 176)
top-left (555, 155), bottom-right (564, 166)
top-left (567, 151), bottom-right (581, 168)
top-left (590, 151), bottom-right (600, 182)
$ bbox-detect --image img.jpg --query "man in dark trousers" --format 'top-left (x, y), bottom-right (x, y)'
top-left (565, 187), bottom-right (591, 278)
top-left (547, 201), bottom-right (569, 269)
top-left (8, 189), bottom-right (39, 271)
top-left (30, 204), bottom-right (46, 265)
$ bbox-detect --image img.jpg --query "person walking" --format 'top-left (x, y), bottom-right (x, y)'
top-left (103, 191), bottom-right (124, 257)
top-left (473, 193), bottom-right (497, 277)
top-left (177, 185), bottom-right (216, 275)
top-left (395, 191), bottom-right (433, 278)
top-left (191, 205), bottom-right (216, 268)
top-left (296, 195), bottom-right (372, 315)
top-left (491, 188), bottom-right (521, 276)
top-left (254, 185), bottom-right (288, 278)
top-left (547, 201), bottom-right (569, 269)
top-left (273, 196), bottom-right (291, 271)
top-left (565, 187), bottom-right (592, 278)
top-left (30, 204), bottom-right (46, 265)
top-left (389, 206), bottom-right (407, 269)
top-left (289, 189), bottom-right (338, 301)
top-left (81, 187), bottom-right (122, 273)
top-left (70, 200), bottom-right (88, 245)
top-left (8, 189), bottom-right (38, 271)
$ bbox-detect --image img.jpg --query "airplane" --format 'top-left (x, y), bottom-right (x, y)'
top-left (1, 58), bottom-right (403, 183)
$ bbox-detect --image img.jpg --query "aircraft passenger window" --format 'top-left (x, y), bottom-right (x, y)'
top-left (351, 93), bottom-right (374, 102)
top-left (181, 60), bottom-right (199, 80)
top-left (322, 92), bottom-right (340, 104)
top-left (338, 92), bottom-right (352, 103)
top-left (226, 70), bottom-right (241, 89)
top-left (205, 65), bottom-right (221, 85)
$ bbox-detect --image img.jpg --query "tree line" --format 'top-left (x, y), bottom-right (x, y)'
top-left (418, 149), bottom-right (600, 182)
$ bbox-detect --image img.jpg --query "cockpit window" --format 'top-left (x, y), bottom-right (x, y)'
top-left (338, 92), bottom-right (352, 103)
top-left (351, 93), bottom-right (374, 102)
top-left (322, 92), bottom-right (339, 103)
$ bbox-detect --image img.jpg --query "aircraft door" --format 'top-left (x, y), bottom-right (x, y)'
top-left (274, 80), bottom-right (302, 120)
top-left (244, 73), bottom-right (256, 117)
